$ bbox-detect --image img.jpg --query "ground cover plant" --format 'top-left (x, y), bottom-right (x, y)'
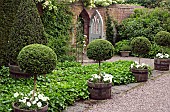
top-left (0, 60), bottom-right (135, 111)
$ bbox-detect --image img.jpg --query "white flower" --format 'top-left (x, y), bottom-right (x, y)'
top-left (27, 102), bottom-right (31, 107)
top-left (164, 54), bottom-right (169, 58)
top-left (38, 94), bottom-right (44, 100)
top-left (37, 101), bottom-right (42, 108)
top-left (14, 92), bottom-right (19, 98)
top-left (136, 64), bottom-right (141, 68)
top-left (42, 97), bottom-right (49, 102)
top-left (35, 97), bottom-right (39, 102)
top-left (32, 100), bottom-right (37, 105)
top-left (22, 99), bottom-right (26, 103)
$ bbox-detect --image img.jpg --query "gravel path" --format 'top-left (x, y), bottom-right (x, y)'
top-left (86, 73), bottom-right (170, 112)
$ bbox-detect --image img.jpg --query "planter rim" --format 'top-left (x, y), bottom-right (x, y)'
top-left (120, 51), bottom-right (131, 53)
top-left (12, 102), bottom-right (48, 111)
top-left (87, 80), bottom-right (112, 84)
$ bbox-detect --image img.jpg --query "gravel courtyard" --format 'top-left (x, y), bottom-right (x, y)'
top-left (86, 72), bottom-right (170, 112)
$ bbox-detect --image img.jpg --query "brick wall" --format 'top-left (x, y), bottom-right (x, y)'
top-left (70, 2), bottom-right (143, 44)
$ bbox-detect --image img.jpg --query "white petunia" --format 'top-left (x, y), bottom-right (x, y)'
top-left (14, 92), bottom-right (19, 98)
top-left (38, 94), bottom-right (44, 100)
top-left (32, 100), bottom-right (37, 105)
top-left (35, 97), bottom-right (39, 102)
top-left (37, 102), bottom-right (42, 108)
top-left (27, 102), bottom-right (31, 107)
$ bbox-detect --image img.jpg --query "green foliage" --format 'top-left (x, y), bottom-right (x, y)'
top-left (131, 37), bottom-right (151, 56)
top-left (125, 0), bottom-right (162, 8)
top-left (0, 0), bottom-right (20, 66)
top-left (115, 40), bottom-right (131, 54)
top-left (120, 45), bottom-right (131, 51)
top-left (87, 39), bottom-right (114, 62)
top-left (41, 2), bottom-right (73, 61)
top-left (118, 8), bottom-right (170, 41)
top-left (106, 10), bottom-right (116, 45)
top-left (0, 60), bottom-right (135, 111)
top-left (8, 0), bottom-right (47, 65)
top-left (17, 44), bottom-right (57, 75)
top-left (142, 42), bottom-right (170, 58)
top-left (154, 31), bottom-right (170, 47)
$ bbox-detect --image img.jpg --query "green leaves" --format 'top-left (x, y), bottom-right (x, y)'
top-left (0, 60), bottom-right (135, 111)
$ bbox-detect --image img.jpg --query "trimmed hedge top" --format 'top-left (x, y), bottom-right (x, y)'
top-left (155, 31), bottom-right (170, 47)
top-left (131, 37), bottom-right (151, 56)
top-left (17, 44), bottom-right (57, 75)
top-left (87, 39), bottom-right (114, 61)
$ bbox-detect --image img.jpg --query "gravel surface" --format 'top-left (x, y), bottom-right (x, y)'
top-left (86, 73), bottom-right (170, 112)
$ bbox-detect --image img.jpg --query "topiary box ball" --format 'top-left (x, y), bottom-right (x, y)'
top-left (87, 39), bottom-right (114, 61)
top-left (131, 37), bottom-right (151, 55)
top-left (17, 44), bottom-right (57, 75)
top-left (155, 31), bottom-right (170, 47)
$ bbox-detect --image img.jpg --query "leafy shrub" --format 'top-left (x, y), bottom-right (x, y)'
top-left (87, 39), bottom-right (114, 62)
top-left (115, 40), bottom-right (131, 54)
top-left (131, 37), bottom-right (151, 57)
top-left (17, 44), bottom-right (57, 75)
top-left (8, 0), bottom-right (47, 65)
top-left (154, 31), bottom-right (170, 47)
top-left (120, 45), bottom-right (131, 51)
top-left (118, 8), bottom-right (170, 41)
top-left (0, 60), bottom-right (135, 111)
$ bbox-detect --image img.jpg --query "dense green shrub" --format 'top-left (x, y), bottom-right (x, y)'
top-left (120, 45), bottom-right (131, 51)
top-left (17, 44), bottom-right (57, 75)
top-left (106, 10), bottom-right (116, 45)
top-left (41, 2), bottom-right (73, 61)
top-left (87, 39), bottom-right (114, 62)
top-left (8, 0), bottom-right (47, 65)
top-left (0, 0), bottom-right (20, 66)
top-left (115, 40), bottom-right (131, 54)
top-left (0, 60), bottom-right (135, 111)
top-left (154, 31), bottom-right (170, 47)
top-left (131, 37), bottom-right (151, 56)
top-left (118, 8), bottom-right (170, 41)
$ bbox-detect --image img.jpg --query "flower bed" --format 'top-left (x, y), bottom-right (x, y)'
top-left (0, 61), bottom-right (135, 111)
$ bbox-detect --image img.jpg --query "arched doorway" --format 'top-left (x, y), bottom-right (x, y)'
top-left (79, 8), bottom-right (90, 44)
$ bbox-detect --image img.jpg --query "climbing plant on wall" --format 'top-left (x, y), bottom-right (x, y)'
top-left (41, 1), bottom-right (73, 61)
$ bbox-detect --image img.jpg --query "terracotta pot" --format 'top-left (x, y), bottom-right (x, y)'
top-left (120, 51), bottom-right (131, 57)
top-left (87, 80), bottom-right (112, 100)
top-left (8, 64), bottom-right (32, 79)
top-left (12, 102), bottom-right (48, 112)
top-left (131, 68), bottom-right (148, 82)
top-left (154, 58), bottom-right (169, 71)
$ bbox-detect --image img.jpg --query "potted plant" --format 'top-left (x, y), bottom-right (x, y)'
top-left (86, 39), bottom-right (114, 100)
top-left (154, 53), bottom-right (169, 71)
top-left (8, 0), bottom-right (47, 78)
top-left (13, 44), bottom-right (57, 112)
top-left (154, 31), bottom-right (170, 71)
top-left (119, 45), bottom-right (131, 57)
top-left (130, 37), bottom-right (151, 82)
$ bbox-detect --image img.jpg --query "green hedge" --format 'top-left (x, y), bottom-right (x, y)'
top-left (0, 0), bottom-right (20, 66)
top-left (8, 0), bottom-right (47, 65)
top-left (118, 8), bottom-right (170, 41)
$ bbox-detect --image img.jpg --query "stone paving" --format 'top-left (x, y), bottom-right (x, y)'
top-left (63, 56), bottom-right (170, 112)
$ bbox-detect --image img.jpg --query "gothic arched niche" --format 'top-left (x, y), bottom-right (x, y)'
top-left (89, 10), bottom-right (104, 42)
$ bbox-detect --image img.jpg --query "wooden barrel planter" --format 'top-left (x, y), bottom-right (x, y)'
top-left (12, 102), bottom-right (48, 112)
top-left (154, 58), bottom-right (169, 71)
top-left (131, 69), bottom-right (148, 82)
top-left (120, 51), bottom-right (131, 57)
top-left (87, 80), bottom-right (112, 100)
top-left (8, 64), bottom-right (32, 79)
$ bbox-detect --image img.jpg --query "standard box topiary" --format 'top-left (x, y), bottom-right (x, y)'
top-left (86, 39), bottom-right (114, 100)
top-left (16, 44), bottom-right (57, 111)
top-left (131, 37), bottom-right (151, 63)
